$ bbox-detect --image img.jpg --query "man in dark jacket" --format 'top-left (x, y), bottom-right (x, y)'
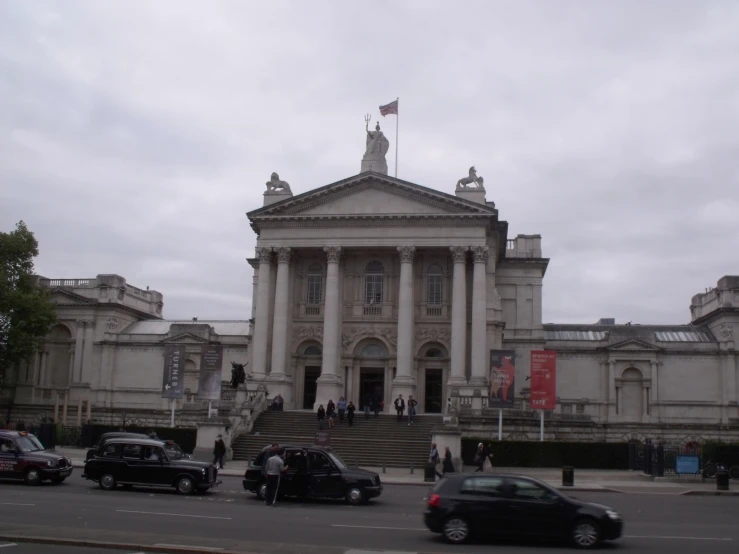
top-left (213, 434), bottom-right (226, 469)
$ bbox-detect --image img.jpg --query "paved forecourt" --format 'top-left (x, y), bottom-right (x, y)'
top-left (0, 475), bottom-right (738, 554)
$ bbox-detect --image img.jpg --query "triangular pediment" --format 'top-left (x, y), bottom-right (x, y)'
top-left (49, 289), bottom-right (96, 306)
top-left (161, 332), bottom-right (210, 344)
top-left (248, 172), bottom-right (497, 220)
top-left (604, 338), bottom-right (662, 352)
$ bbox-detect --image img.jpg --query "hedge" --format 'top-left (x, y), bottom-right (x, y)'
top-left (702, 441), bottom-right (739, 466)
top-left (462, 438), bottom-right (629, 469)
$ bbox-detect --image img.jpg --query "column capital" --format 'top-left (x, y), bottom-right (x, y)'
top-left (255, 247), bottom-right (273, 264)
top-left (76, 320), bottom-right (86, 329)
top-left (449, 246), bottom-right (469, 262)
top-left (274, 246), bottom-right (293, 264)
top-left (324, 246), bottom-right (342, 263)
top-left (397, 245), bottom-right (416, 263)
top-left (84, 320), bottom-right (95, 328)
top-left (471, 245), bottom-right (489, 263)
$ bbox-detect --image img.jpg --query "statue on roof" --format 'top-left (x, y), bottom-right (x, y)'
top-left (361, 115), bottom-right (389, 174)
top-left (266, 172), bottom-right (291, 193)
top-left (456, 166), bottom-right (484, 190)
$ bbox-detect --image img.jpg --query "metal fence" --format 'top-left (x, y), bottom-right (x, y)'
top-left (629, 439), bottom-right (702, 477)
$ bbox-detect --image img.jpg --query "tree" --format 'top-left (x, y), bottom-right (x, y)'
top-left (0, 221), bottom-right (57, 391)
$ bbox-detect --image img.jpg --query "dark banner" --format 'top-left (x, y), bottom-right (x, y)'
top-left (162, 345), bottom-right (186, 399)
top-left (198, 344), bottom-right (224, 401)
top-left (489, 350), bottom-right (516, 408)
top-left (530, 350), bottom-right (557, 410)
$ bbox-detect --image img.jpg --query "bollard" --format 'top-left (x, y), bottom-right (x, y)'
top-left (717, 468), bottom-right (730, 491)
top-left (562, 466), bottom-right (574, 487)
top-left (410, 461), bottom-right (414, 474)
top-left (382, 461), bottom-right (386, 474)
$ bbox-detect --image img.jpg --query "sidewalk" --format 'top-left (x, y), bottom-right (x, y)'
top-left (56, 447), bottom-right (736, 495)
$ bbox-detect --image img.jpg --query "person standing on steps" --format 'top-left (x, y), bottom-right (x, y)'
top-left (407, 395), bottom-right (417, 425)
top-left (213, 434), bottom-right (226, 469)
top-left (317, 404), bottom-right (326, 430)
top-left (326, 399), bottom-right (336, 429)
top-left (363, 393), bottom-right (371, 419)
top-left (346, 401), bottom-right (356, 426)
top-left (394, 394), bottom-right (405, 422)
top-left (371, 391), bottom-right (382, 417)
top-left (264, 447), bottom-right (289, 507)
top-left (337, 397), bottom-right (347, 423)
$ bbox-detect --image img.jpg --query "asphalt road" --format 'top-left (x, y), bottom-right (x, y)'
top-left (0, 545), bottom-right (145, 554)
top-left (0, 474), bottom-right (738, 554)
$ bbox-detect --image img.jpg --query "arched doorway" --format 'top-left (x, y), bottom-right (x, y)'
top-left (355, 341), bottom-right (388, 411)
top-left (417, 342), bottom-right (449, 414)
top-left (294, 342), bottom-right (322, 409)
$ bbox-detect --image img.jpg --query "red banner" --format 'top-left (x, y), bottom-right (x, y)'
top-left (530, 350), bottom-right (556, 410)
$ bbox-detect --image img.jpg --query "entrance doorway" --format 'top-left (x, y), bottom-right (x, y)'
top-left (359, 369), bottom-right (384, 410)
top-left (425, 369), bottom-right (443, 413)
top-left (303, 367), bottom-right (320, 409)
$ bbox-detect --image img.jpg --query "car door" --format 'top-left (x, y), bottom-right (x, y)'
top-left (0, 439), bottom-right (21, 479)
top-left (139, 446), bottom-right (171, 485)
top-left (308, 451), bottom-right (343, 498)
top-left (120, 444), bottom-right (146, 483)
top-left (278, 450), bottom-right (303, 496)
top-left (456, 476), bottom-right (509, 537)
top-left (504, 478), bottom-right (570, 538)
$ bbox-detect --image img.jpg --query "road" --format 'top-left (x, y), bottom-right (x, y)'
top-left (0, 474), bottom-right (738, 554)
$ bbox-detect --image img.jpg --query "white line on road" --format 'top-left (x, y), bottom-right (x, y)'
top-left (116, 510), bottom-right (232, 520)
top-left (332, 524), bottom-right (426, 531)
top-left (0, 503), bottom-right (35, 506)
top-left (155, 545), bottom-right (224, 551)
top-left (625, 535), bottom-right (732, 541)
top-left (0, 544), bottom-right (17, 549)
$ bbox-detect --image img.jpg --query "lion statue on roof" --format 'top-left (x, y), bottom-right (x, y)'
top-left (266, 172), bottom-right (291, 193)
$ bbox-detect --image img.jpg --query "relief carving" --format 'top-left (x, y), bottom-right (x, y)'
top-left (293, 325), bottom-right (323, 342)
top-left (719, 323), bottom-right (733, 340)
top-left (324, 246), bottom-right (342, 263)
top-left (491, 287), bottom-right (502, 309)
top-left (397, 245), bottom-right (416, 263)
top-left (106, 317), bottom-right (119, 332)
top-left (415, 327), bottom-right (451, 346)
top-left (341, 326), bottom-right (398, 351)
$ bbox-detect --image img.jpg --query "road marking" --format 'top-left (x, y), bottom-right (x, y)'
top-left (625, 535), bottom-right (732, 541)
top-left (155, 545), bottom-right (223, 551)
top-left (0, 503), bottom-right (35, 506)
top-left (0, 545), bottom-right (17, 549)
top-left (332, 524), bottom-right (425, 531)
top-left (116, 510), bottom-right (231, 520)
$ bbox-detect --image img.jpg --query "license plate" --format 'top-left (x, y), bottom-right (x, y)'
top-left (60, 468), bottom-right (72, 475)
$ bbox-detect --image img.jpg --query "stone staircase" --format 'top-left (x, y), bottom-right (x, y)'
top-left (231, 410), bottom-right (442, 468)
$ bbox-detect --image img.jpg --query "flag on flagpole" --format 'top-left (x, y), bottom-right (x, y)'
top-left (379, 99), bottom-right (398, 116)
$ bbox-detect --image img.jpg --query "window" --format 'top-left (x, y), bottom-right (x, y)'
top-left (123, 445), bottom-right (142, 460)
top-left (426, 348), bottom-right (444, 358)
top-left (460, 476), bottom-right (506, 497)
top-left (509, 479), bottom-right (559, 502)
top-left (364, 261), bottom-right (384, 305)
top-left (145, 446), bottom-right (166, 461)
top-left (102, 444), bottom-right (122, 458)
top-left (304, 345), bottom-right (322, 356)
top-left (361, 344), bottom-right (386, 358)
top-left (307, 264), bottom-right (323, 305)
top-left (427, 264), bottom-right (443, 305)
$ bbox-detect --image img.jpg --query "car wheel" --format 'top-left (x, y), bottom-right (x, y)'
top-left (256, 483), bottom-right (267, 500)
top-left (176, 476), bottom-right (194, 495)
top-left (51, 477), bottom-right (66, 485)
top-left (345, 486), bottom-right (366, 506)
top-left (24, 468), bottom-right (41, 486)
top-left (99, 474), bottom-right (117, 491)
top-left (443, 516), bottom-right (470, 544)
top-left (572, 519), bottom-right (601, 549)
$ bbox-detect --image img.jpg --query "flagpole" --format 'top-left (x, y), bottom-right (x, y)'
top-left (395, 97), bottom-right (399, 178)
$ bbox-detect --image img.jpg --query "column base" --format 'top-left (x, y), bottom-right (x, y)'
top-left (391, 375), bottom-right (417, 402)
top-left (467, 377), bottom-right (488, 388)
top-left (314, 374), bottom-right (344, 411)
top-left (446, 376), bottom-right (468, 388)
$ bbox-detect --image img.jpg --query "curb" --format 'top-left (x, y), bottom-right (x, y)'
top-left (681, 490), bottom-right (739, 496)
top-left (0, 536), bottom-right (249, 554)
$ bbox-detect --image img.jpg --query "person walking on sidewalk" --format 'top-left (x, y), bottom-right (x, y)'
top-left (213, 434), bottom-right (226, 469)
top-left (442, 446), bottom-right (455, 475)
top-left (347, 401), bottom-right (356, 426)
top-left (394, 394), bottom-right (405, 421)
top-left (264, 448), bottom-right (289, 507)
top-left (407, 396), bottom-right (417, 425)
top-left (430, 442), bottom-right (443, 480)
top-left (337, 397), bottom-right (347, 423)
top-left (474, 443), bottom-right (487, 472)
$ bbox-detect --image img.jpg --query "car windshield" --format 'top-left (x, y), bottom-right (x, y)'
top-left (327, 451), bottom-right (346, 469)
top-left (164, 444), bottom-right (185, 459)
top-left (16, 435), bottom-right (44, 452)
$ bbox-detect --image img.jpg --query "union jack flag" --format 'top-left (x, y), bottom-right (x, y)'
top-left (379, 99), bottom-right (398, 116)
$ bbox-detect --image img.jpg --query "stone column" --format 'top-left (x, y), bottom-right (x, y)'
top-left (650, 361), bottom-right (660, 420)
top-left (315, 246), bottom-right (343, 408)
top-left (393, 246), bottom-right (417, 398)
top-left (67, 347), bottom-right (75, 386)
top-left (449, 246), bottom-right (469, 385)
top-left (469, 246), bottom-right (489, 386)
top-left (73, 321), bottom-right (84, 383)
top-left (86, 392), bottom-right (93, 423)
top-left (270, 247), bottom-right (292, 376)
top-left (39, 349), bottom-right (48, 387)
top-left (608, 360), bottom-right (617, 417)
top-left (599, 362), bottom-right (609, 421)
top-left (62, 392), bottom-right (69, 426)
top-left (81, 320), bottom-right (95, 383)
top-left (251, 247), bottom-right (273, 376)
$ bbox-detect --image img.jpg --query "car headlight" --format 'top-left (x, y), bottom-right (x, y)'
top-left (46, 461), bottom-right (54, 467)
top-left (606, 509), bottom-right (621, 520)
top-left (66, 458), bottom-right (72, 465)
top-left (201, 468), bottom-right (207, 475)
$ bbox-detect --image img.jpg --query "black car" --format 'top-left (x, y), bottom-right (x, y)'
top-left (0, 430), bottom-right (73, 485)
top-left (243, 445), bottom-right (382, 505)
top-left (424, 473), bottom-right (623, 549)
top-left (82, 438), bottom-right (220, 495)
top-left (85, 432), bottom-right (149, 461)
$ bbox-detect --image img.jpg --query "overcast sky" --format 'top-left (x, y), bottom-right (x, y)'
top-left (1, 0), bottom-right (737, 325)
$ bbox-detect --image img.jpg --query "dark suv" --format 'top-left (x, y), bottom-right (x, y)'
top-left (0, 430), bottom-right (73, 486)
top-left (82, 438), bottom-right (219, 494)
top-left (243, 445), bottom-right (382, 505)
top-left (424, 473), bottom-right (623, 548)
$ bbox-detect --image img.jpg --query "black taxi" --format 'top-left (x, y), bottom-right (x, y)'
top-left (82, 438), bottom-right (220, 495)
top-left (243, 444), bottom-right (382, 505)
top-left (0, 430), bottom-right (73, 485)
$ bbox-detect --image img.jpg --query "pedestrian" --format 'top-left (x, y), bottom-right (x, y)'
top-left (326, 399), bottom-right (336, 429)
top-left (394, 394), bottom-right (405, 421)
top-left (148, 430), bottom-right (159, 440)
top-left (264, 447), bottom-right (289, 507)
top-left (486, 442), bottom-right (495, 472)
top-left (474, 443), bottom-right (486, 472)
top-left (363, 393), bottom-right (371, 419)
top-left (261, 443), bottom-right (279, 479)
top-left (407, 395), bottom-right (417, 425)
top-left (371, 392), bottom-right (382, 417)
top-left (430, 442), bottom-right (443, 480)
top-left (213, 434), bottom-right (226, 469)
top-left (337, 396), bottom-right (347, 423)
top-left (317, 404), bottom-right (326, 430)
top-left (442, 446), bottom-right (455, 474)
top-left (346, 401), bottom-right (356, 426)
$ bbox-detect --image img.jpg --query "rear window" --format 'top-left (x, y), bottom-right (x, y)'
top-left (460, 476), bottom-right (506, 496)
top-left (254, 451), bottom-right (266, 466)
top-left (123, 445), bottom-right (142, 460)
top-left (102, 444), bottom-right (122, 458)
